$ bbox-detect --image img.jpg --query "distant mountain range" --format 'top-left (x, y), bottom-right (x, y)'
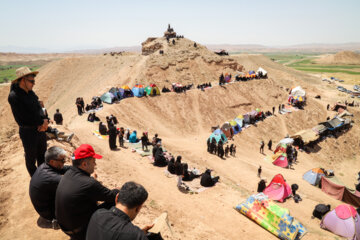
top-left (1, 42), bottom-right (360, 54)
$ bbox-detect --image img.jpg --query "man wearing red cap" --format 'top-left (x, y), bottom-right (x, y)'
top-left (55, 144), bottom-right (119, 240)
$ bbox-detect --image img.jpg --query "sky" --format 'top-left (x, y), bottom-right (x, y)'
top-left (1, 0), bottom-right (360, 52)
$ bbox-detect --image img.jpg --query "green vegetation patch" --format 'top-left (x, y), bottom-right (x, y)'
top-left (266, 53), bottom-right (360, 76)
top-left (0, 65), bottom-right (41, 83)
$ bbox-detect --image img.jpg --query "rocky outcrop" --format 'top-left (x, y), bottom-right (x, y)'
top-left (141, 38), bottom-right (163, 55)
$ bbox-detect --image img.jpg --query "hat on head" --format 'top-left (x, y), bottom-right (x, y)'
top-left (74, 144), bottom-right (102, 160)
top-left (12, 66), bottom-right (39, 83)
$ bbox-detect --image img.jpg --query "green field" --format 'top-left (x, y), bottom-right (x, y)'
top-left (263, 53), bottom-right (360, 76)
top-left (0, 65), bottom-right (41, 83)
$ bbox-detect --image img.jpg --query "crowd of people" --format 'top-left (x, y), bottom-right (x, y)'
top-left (8, 67), bottom-right (162, 240)
top-left (207, 138), bottom-right (236, 159)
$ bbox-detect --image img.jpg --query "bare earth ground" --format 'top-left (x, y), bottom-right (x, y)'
top-left (0, 42), bottom-right (359, 240)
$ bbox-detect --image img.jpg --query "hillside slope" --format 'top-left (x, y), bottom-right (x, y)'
top-left (0, 44), bottom-right (359, 239)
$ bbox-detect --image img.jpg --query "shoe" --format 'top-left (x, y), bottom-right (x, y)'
top-left (66, 133), bottom-right (74, 142)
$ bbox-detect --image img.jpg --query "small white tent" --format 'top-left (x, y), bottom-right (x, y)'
top-left (291, 86), bottom-right (306, 97)
top-left (256, 67), bottom-right (267, 77)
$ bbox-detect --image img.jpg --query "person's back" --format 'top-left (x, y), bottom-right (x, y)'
top-left (99, 122), bottom-right (108, 135)
top-left (56, 145), bottom-right (118, 239)
top-left (54, 110), bottom-right (63, 125)
top-left (86, 182), bottom-right (151, 240)
top-left (30, 162), bottom-right (69, 221)
top-left (167, 158), bottom-right (175, 174)
top-left (200, 170), bottom-right (215, 187)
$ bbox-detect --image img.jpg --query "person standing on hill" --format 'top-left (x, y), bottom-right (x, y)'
top-left (54, 109), bottom-right (63, 125)
top-left (257, 166), bottom-right (262, 178)
top-left (141, 132), bottom-right (149, 151)
top-left (108, 123), bottom-right (118, 150)
top-left (268, 139), bottom-right (272, 151)
top-left (8, 67), bottom-right (48, 176)
top-left (260, 141), bottom-right (265, 154)
top-left (76, 98), bottom-right (82, 116)
top-left (272, 106), bottom-right (275, 115)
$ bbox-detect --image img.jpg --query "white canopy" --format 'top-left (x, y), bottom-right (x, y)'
top-left (291, 86), bottom-right (306, 97)
top-left (256, 67), bottom-right (267, 75)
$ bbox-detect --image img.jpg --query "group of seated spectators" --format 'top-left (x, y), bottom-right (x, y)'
top-left (85, 97), bottom-right (103, 112)
top-left (172, 83), bottom-right (193, 93)
top-left (197, 82), bottom-right (212, 90)
top-left (152, 138), bottom-right (220, 189)
top-left (29, 144), bottom-right (159, 240)
top-left (87, 112), bottom-right (100, 122)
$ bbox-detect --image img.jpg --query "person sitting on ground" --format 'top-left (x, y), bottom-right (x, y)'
top-left (46, 126), bottom-right (74, 142)
top-left (167, 157), bottom-right (175, 174)
top-left (200, 169), bottom-right (219, 187)
top-left (29, 146), bottom-right (70, 229)
top-left (54, 109), bottom-right (63, 125)
top-left (86, 181), bottom-right (154, 240)
top-left (312, 204), bottom-right (331, 220)
top-left (88, 113), bottom-right (95, 122)
top-left (154, 144), bottom-right (168, 167)
top-left (85, 104), bottom-right (91, 112)
top-left (55, 144), bottom-right (119, 240)
top-left (225, 145), bottom-right (230, 157)
top-left (129, 130), bottom-right (138, 143)
top-left (257, 179), bottom-right (267, 193)
top-left (141, 132), bottom-right (149, 151)
top-left (175, 156), bottom-right (183, 187)
top-left (182, 163), bottom-right (201, 182)
top-left (99, 122), bottom-right (108, 135)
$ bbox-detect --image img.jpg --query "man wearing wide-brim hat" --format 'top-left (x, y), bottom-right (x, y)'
top-left (8, 66), bottom-right (49, 176)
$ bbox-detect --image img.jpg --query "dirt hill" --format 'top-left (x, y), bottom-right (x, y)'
top-left (316, 50), bottom-right (360, 65)
top-left (0, 39), bottom-right (359, 240)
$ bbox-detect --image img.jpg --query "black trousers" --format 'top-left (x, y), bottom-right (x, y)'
top-left (109, 134), bottom-right (117, 149)
top-left (19, 128), bottom-right (47, 176)
top-left (77, 106), bottom-right (82, 115)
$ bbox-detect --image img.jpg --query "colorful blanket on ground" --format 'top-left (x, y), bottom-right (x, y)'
top-left (92, 130), bottom-right (109, 139)
top-left (235, 193), bottom-right (307, 240)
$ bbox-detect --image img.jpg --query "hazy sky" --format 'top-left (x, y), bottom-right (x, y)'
top-left (1, 0), bottom-right (360, 51)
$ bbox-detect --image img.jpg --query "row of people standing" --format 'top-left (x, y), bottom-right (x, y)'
top-left (207, 138), bottom-right (236, 158)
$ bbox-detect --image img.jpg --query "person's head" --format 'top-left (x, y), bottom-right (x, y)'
top-left (56, 109), bottom-right (59, 113)
top-left (45, 146), bottom-right (67, 170)
top-left (176, 155), bottom-right (182, 163)
top-left (106, 116), bottom-right (109, 120)
top-left (183, 163), bottom-right (188, 171)
top-left (72, 144), bottom-right (102, 174)
top-left (116, 181), bottom-right (148, 221)
top-left (13, 67), bottom-right (38, 92)
top-left (155, 133), bottom-right (158, 138)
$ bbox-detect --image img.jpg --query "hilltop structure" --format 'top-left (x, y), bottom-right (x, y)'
top-left (164, 24), bottom-right (176, 38)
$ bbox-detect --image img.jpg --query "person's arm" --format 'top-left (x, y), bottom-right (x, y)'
top-left (89, 179), bottom-right (119, 203)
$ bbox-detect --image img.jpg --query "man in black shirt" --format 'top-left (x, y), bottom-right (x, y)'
top-left (29, 146), bottom-right (70, 227)
top-left (55, 144), bottom-right (119, 240)
top-left (86, 181), bottom-right (153, 240)
top-left (8, 67), bottom-right (48, 176)
top-left (53, 109), bottom-right (63, 125)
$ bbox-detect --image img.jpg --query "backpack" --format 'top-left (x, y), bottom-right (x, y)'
top-left (312, 204), bottom-right (330, 220)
